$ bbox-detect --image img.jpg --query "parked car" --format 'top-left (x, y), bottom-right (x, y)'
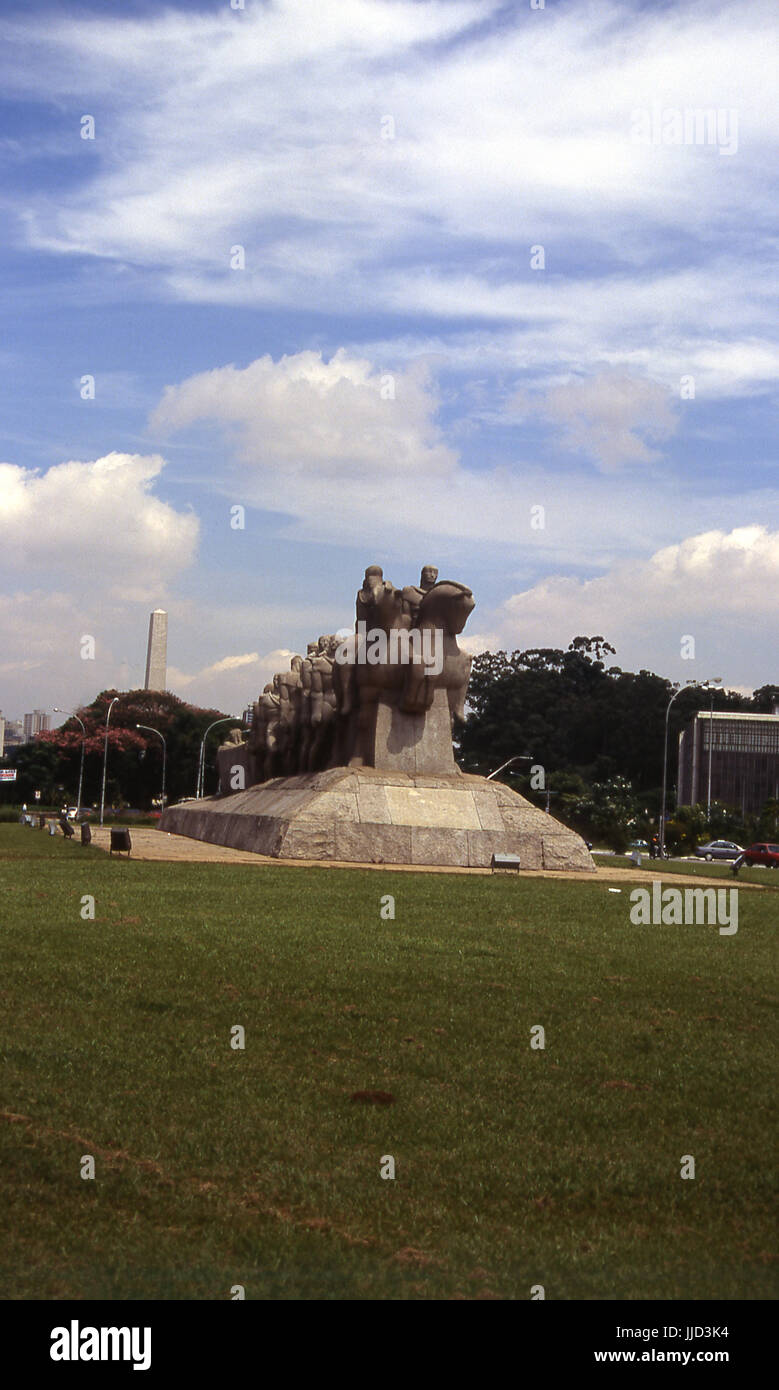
top-left (694, 839), bottom-right (744, 862)
top-left (740, 843), bottom-right (779, 868)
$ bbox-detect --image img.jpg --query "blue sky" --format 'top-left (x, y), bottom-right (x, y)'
top-left (0, 0), bottom-right (776, 722)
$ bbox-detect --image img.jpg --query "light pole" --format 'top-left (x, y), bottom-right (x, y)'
top-left (659, 681), bottom-right (696, 857)
top-left (53, 707), bottom-right (86, 818)
top-left (198, 717), bottom-right (238, 798)
top-left (704, 677), bottom-right (723, 823)
top-left (486, 754), bottom-right (533, 780)
top-left (99, 697), bottom-right (119, 826)
top-left (136, 725), bottom-right (167, 811)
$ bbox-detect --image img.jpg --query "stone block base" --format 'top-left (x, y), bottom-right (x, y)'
top-left (160, 767), bottom-right (594, 871)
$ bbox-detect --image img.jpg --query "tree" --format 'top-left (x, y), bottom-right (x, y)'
top-left (458, 638), bottom-right (758, 833)
top-left (9, 689), bottom-right (234, 809)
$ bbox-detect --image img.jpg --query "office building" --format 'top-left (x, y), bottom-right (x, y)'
top-left (23, 709), bottom-right (50, 741)
top-left (677, 710), bottom-right (779, 817)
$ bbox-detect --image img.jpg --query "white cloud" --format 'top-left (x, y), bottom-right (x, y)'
top-left (150, 348), bottom-right (456, 487)
top-left (148, 349), bottom-right (777, 569)
top-left (2, 0), bottom-right (776, 394)
top-left (169, 651), bottom-right (261, 690)
top-left (530, 371), bottom-right (679, 471)
top-left (167, 648), bottom-right (296, 712)
top-left (480, 526), bottom-right (779, 686)
top-left (0, 452), bottom-right (198, 593)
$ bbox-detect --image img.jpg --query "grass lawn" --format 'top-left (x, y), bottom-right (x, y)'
top-left (1, 825), bottom-right (776, 1301)
top-left (608, 854), bottom-right (779, 886)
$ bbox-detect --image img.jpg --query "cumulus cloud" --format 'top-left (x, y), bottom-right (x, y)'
top-left (151, 350), bottom-right (456, 483)
top-left (480, 526), bottom-right (779, 686)
top-left (0, 452), bottom-right (198, 591)
top-left (501, 525), bottom-right (778, 630)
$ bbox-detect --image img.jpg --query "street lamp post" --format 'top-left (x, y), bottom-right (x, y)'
top-left (99, 697), bottom-right (119, 827)
top-left (659, 681), bottom-right (699, 857)
top-left (197, 717), bottom-right (239, 798)
top-left (486, 754), bottom-right (534, 781)
top-left (704, 677), bottom-right (723, 823)
top-left (660, 685), bottom-right (683, 858)
top-left (136, 725), bottom-right (167, 811)
top-left (53, 707), bottom-right (86, 818)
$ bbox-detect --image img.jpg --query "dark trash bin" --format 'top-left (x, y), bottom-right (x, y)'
top-left (80, 822), bottom-right (92, 845)
top-left (110, 828), bottom-right (132, 857)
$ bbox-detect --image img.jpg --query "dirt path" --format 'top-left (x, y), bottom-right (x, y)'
top-left (85, 826), bottom-right (766, 889)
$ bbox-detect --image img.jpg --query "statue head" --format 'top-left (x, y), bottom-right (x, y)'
top-left (362, 564), bottom-right (384, 596)
top-left (420, 565), bottom-right (438, 590)
top-left (290, 655), bottom-right (303, 671)
top-left (307, 642), bottom-right (318, 657)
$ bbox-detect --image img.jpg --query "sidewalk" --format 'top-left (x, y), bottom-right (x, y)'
top-left (86, 826), bottom-right (767, 886)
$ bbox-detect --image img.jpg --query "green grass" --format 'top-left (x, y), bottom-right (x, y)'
top-left (608, 854), bottom-right (779, 886)
top-left (1, 826), bottom-right (776, 1301)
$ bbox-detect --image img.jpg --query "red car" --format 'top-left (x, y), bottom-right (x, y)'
top-left (741, 843), bottom-right (779, 868)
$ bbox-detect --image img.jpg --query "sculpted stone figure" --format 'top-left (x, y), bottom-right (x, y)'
top-left (167, 562), bottom-right (594, 877)
top-left (401, 565), bottom-right (438, 627)
top-left (223, 560), bottom-right (475, 787)
top-left (355, 565), bottom-right (391, 627)
top-left (399, 579), bottom-right (474, 718)
top-left (308, 635), bottom-right (339, 770)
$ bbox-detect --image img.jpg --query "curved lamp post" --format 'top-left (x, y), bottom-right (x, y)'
top-left (660, 677), bottom-right (723, 854)
top-left (659, 681), bottom-right (704, 857)
top-left (136, 725), bottom-right (167, 812)
top-left (53, 707), bottom-right (85, 818)
top-left (99, 697), bottom-right (119, 827)
top-left (486, 754), bottom-right (534, 781)
top-left (198, 717), bottom-right (238, 798)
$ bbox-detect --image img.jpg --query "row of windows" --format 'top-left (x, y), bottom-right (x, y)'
top-left (701, 728), bottom-right (779, 754)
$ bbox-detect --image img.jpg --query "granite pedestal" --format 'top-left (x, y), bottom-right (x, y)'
top-left (160, 765), bottom-right (595, 871)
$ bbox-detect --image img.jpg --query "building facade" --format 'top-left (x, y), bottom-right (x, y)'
top-left (23, 709), bottom-right (50, 741)
top-left (677, 711), bottom-right (779, 817)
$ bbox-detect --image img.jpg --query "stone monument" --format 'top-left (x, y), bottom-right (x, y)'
top-left (160, 565), bottom-right (594, 871)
